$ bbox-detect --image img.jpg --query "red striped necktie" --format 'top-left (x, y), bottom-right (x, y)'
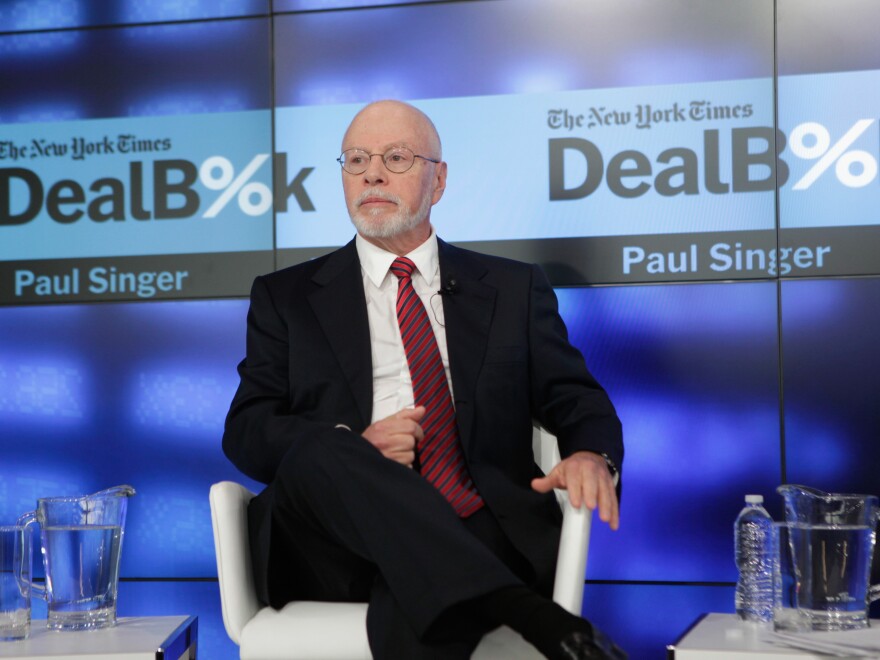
top-left (390, 257), bottom-right (484, 518)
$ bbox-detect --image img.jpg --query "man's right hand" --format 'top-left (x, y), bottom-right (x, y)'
top-left (361, 406), bottom-right (425, 466)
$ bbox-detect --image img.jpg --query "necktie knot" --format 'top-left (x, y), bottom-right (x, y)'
top-left (390, 257), bottom-right (416, 281)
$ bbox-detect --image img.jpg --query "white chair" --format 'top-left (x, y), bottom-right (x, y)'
top-left (210, 427), bottom-right (596, 659)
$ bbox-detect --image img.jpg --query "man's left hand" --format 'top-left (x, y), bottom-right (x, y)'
top-left (531, 451), bottom-right (619, 530)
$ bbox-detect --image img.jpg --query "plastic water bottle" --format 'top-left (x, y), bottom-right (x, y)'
top-left (734, 494), bottom-right (775, 623)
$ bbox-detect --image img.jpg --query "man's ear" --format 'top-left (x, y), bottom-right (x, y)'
top-left (432, 161), bottom-right (448, 204)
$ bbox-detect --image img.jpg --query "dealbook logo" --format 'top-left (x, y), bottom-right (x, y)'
top-left (548, 120), bottom-right (879, 200)
top-left (0, 152), bottom-right (315, 226)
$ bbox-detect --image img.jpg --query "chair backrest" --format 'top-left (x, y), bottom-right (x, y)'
top-left (210, 480), bottom-right (261, 645)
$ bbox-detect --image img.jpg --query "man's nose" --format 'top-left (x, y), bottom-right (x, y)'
top-left (363, 154), bottom-right (388, 184)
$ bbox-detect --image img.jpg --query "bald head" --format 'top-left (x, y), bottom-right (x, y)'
top-left (342, 100), bottom-right (441, 159)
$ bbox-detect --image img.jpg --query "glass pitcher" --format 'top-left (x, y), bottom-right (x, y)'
top-left (18, 485), bottom-right (135, 631)
top-left (776, 484), bottom-right (880, 631)
top-left (0, 525), bottom-right (30, 640)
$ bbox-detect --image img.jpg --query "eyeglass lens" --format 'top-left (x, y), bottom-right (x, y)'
top-left (339, 147), bottom-right (416, 174)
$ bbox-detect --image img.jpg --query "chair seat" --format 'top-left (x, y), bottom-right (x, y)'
top-left (240, 600), bottom-right (541, 660)
top-left (473, 627), bottom-right (544, 659)
top-left (241, 602), bottom-right (371, 660)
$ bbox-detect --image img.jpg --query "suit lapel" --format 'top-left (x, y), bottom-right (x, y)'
top-left (303, 238), bottom-right (497, 440)
top-left (438, 239), bottom-right (496, 452)
top-left (307, 241), bottom-right (373, 428)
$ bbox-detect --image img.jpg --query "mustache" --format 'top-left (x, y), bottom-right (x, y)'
top-left (356, 188), bottom-right (402, 208)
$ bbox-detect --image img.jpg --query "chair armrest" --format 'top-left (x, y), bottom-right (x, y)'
top-left (552, 499), bottom-right (592, 614)
top-left (210, 480), bottom-right (262, 645)
top-left (552, 472), bottom-right (619, 615)
top-left (533, 423), bottom-right (592, 614)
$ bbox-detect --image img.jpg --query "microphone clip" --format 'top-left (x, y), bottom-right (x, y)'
top-left (439, 276), bottom-right (458, 296)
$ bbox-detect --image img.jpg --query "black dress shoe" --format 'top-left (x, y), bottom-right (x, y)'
top-left (558, 629), bottom-right (628, 660)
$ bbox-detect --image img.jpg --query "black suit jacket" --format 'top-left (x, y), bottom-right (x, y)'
top-left (222, 238), bottom-right (623, 606)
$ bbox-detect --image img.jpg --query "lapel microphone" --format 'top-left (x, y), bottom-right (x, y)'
top-left (440, 276), bottom-right (459, 296)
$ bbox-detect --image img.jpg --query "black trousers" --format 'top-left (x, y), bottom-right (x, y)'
top-left (265, 429), bottom-right (537, 659)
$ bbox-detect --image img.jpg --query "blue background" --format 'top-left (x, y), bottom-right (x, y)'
top-left (3, 1), bottom-right (880, 658)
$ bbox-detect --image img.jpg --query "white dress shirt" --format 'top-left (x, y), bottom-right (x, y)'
top-left (355, 230), bottom-right (453, 424)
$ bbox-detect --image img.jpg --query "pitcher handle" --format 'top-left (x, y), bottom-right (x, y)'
top-left (870, 583), bottom-right (880, 604)
top-left (15, 511), bottom-right (45, 601)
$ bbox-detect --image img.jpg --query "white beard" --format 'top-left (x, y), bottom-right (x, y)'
top-left (349, 188), bottom-right (433, 239)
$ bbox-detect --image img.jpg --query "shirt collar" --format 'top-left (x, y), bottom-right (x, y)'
top-left (356, 227), bottom-right (439, 288)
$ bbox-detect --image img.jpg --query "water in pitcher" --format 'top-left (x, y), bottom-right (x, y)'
top-left (42, 524), bottom-right (122, 629)
top-left (788, 522), bottom-right (876, 631)
top-left (776, 483), bottom-right (880, 632)
top-left (0, 525), bottom-right (30, 640)
top-left (0, 608), bottom-right (29, 641)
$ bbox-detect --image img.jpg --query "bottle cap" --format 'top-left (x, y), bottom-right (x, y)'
top-left (745, 494), bottom-right (764, 504)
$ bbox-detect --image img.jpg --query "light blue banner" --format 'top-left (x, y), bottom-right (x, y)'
top-left (0, 111), bottom-right (273, 260)
top-left (275, 78), bottom-right (777, 249)
top-left (778, 69), bottom-right (880, 229)
top-left (6, 73), bottom-right (878, 263)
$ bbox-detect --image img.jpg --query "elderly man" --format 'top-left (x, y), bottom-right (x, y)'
top-left (223, 100), bottom-right (625, 659)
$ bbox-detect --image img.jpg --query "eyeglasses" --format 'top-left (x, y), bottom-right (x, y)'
top-left (337, 147), bottom-right (440, 175)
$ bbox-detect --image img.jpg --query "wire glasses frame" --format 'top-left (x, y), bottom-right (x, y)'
top-left (337, 147), bottom-right (440, 174)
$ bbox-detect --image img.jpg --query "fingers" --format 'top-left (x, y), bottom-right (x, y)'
top-left (361, 406), bottom-right (425, 465)
top-left (531, 452), bottom-right (620, 531)
top-left (598, 477), bottom-right (620, 530)
top-left (395, 405), bottom-right (426, 422)
top-left (530, 477), bottom-right (547, 492)
top-left (393, 406), bottom-right (425, 442)
top-left (530, 463), bottom-right (567, 493)
top-left (575, 464), bottom-right (619, 531)
top-left (387, 446), bottom-right (416, 466)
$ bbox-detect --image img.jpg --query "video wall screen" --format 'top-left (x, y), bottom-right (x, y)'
top-left (0, 0), bottom-right (268, 32)
top-left (275, 0), bottom-right (445, 10)
top-left (273, 0), bottom-right (779, 285)
top-left (781, 276), bottom-right (880, 498)
top-left (0, 16), bottom-right (274, 305)
top-left (4, 1), bottom-right (880, 656)
top-left (582, 583), bottom-right (734, 660)
top-left (4, 0), bottom-right (880, 302)
top-left (777, 0), bottom-right (880, 277)
top-left (0, 277), bottom-right (782, 584)
top-left (0, 299), bottom-right (260, 578)
top-left (557, 280), bottom-right (781, 582)
top-left (2, 0), bottom-right (784, 307)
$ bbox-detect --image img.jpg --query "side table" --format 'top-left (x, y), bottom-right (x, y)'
top-left (0, 615), bottom-right (197, 660)
top-left (668, 613), bottom-right (880, 659)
